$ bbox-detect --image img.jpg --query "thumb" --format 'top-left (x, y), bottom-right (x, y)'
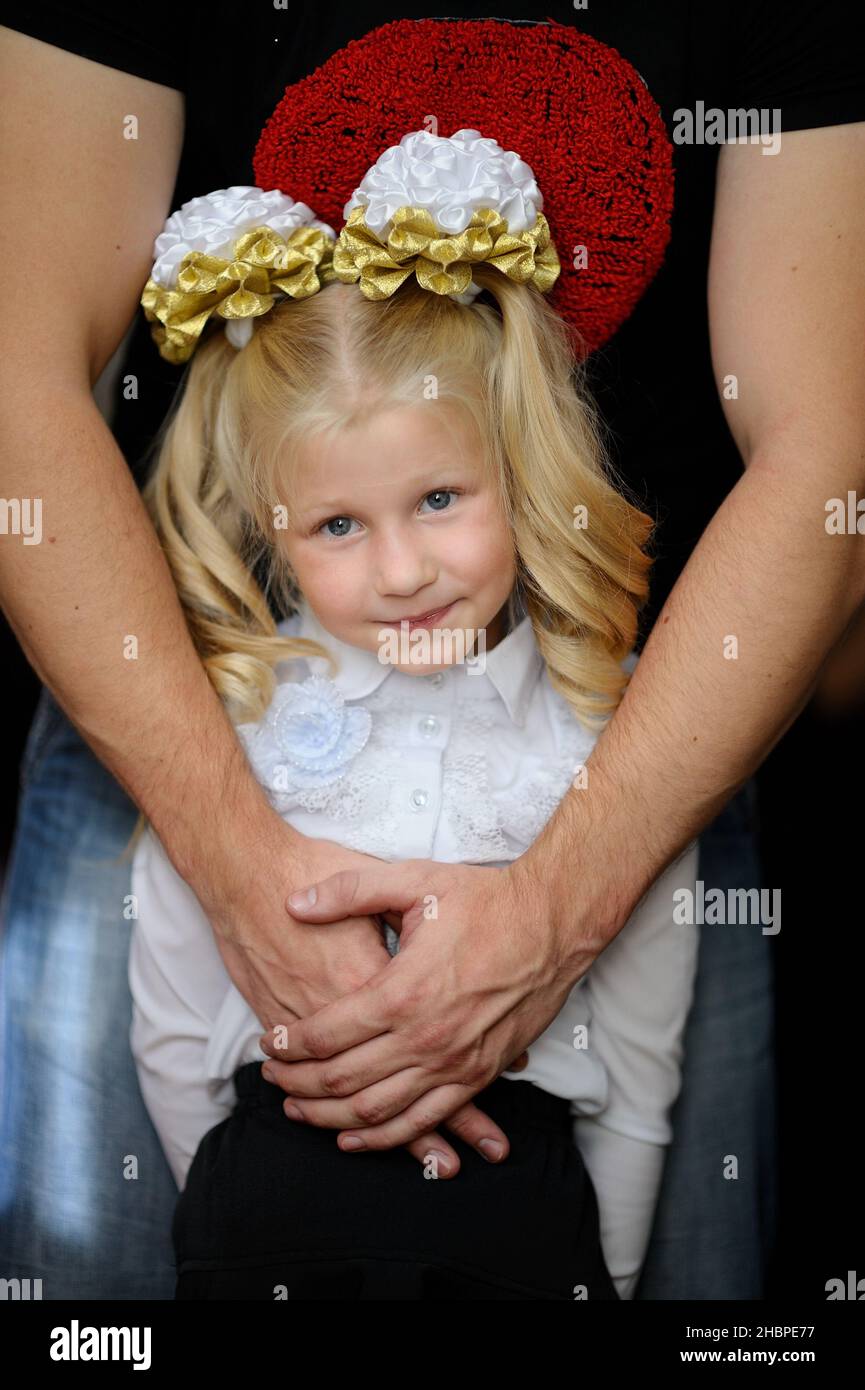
top-left (286, 863), bottom-right (423, 923)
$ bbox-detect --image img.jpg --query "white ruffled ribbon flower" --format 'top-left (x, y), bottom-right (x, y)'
top-left (148, 186), bottom-right (336, 348)
top-left (343, 127), bottom-right (546, 305)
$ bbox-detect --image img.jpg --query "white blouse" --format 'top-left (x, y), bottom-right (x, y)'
top-left (129, 596), bottom-right (700, 1297)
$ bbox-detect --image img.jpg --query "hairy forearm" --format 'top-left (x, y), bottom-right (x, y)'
top-left (0, 382), bottom-right (294, 887)
top-left (520, 435), bottom-right (865, 950)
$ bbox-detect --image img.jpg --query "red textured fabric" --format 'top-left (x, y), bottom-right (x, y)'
top-left (253, 17), bottom-right (674, 358)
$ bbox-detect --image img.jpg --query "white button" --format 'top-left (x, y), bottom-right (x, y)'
top-left (418, 715), bottom-right (439, 737)
top-left (409, 788), bottom-right (429, 811)
top-left (427, 671), bottom-right (444, 688)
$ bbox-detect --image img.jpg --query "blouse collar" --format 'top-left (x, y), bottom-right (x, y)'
top-left (288, 596), bottom-right (544, 729)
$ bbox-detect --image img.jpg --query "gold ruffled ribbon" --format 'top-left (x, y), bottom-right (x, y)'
top-left (141, 208), bottom-right (561, 362)
top-left (140, 225), bottom-right (337, 364)
top-left (332, 204), bottom-right (560, 300)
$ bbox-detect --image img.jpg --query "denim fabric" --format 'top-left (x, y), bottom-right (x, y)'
top-left (635, 777), bottom-right (779, 1299)
top-left (0, 686), bottom-right (777, 1299)
top-left (0, 687), bottom-right (177, 1299)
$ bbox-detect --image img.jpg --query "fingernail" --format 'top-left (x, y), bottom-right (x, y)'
top-left (289, 886), bottom-right (317, 909)
top-left (341, 1136), bottom-right (365, 1150)
top-left (479, 1138), bottom-right (504, 1161)
top-left (425, 1149), bottom-right (453, 1177)
top-left (284, 1102), bottom-right (304, 1121)
top-left (261, 1064), bottom-right (275, 1082)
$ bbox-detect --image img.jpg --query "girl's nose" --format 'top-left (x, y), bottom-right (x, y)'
top-left (373, 531), bottom-right (437, 597)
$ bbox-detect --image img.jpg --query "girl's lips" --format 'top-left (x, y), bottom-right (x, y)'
top-left (405, 602), bottom-right (455, 628)
top-left (379, 601), bottom-right (456, 628)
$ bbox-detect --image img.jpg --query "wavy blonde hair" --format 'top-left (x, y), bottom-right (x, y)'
top-left (123, 264), bottom-right (654, 859)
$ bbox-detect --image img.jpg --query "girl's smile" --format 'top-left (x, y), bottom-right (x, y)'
top-left (376, 600), bottom-right (458, 628)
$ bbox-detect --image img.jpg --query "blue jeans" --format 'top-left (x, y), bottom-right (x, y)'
top-left (635, 775), bottom-right (779, 1299)
top-left (0, 687), bottom-right (778, 1299)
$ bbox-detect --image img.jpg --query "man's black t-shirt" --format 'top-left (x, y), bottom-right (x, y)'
top-left (6, 1), bottom-right (865, 639)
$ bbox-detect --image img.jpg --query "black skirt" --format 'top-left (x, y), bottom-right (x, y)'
top-left (173, 1063), bottom-right (619, 1300)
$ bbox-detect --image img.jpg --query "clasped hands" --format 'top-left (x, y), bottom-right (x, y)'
top-left (247, 849), bottom-right (597, 1179)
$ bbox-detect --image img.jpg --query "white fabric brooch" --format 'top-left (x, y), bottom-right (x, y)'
top-left (343, 128), bottom-right (545, 305)
top-left (149, 186), bottom-right (336, 348)
top-left (235, 674), bottom-right (372, 798)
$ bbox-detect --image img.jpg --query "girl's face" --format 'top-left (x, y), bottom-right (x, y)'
top-left (276, 403), bottom-right (517, 673)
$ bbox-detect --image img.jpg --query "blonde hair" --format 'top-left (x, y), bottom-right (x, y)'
top-left (122, 264), bottom-right (654, 860)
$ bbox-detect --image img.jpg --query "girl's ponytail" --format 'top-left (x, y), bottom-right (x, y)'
top-left (468, 264), bottom-right (655, 732)
top-left (141, 331), bottom-right (335, 724)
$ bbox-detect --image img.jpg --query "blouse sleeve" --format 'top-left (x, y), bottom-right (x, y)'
top-left (128, 824), bottom-right (244, 1189)
top-left (577, 837), bottom-right (701, 1146)
top-left (571, 1115), bottom-right (667, 1299)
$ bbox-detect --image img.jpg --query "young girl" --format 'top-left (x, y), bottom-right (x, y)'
top-left (127, 125), bottom-right (698, 1300)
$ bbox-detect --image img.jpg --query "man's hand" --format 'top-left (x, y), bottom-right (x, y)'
top-left (256, 855), bottom-right (598, 1152)
top-left (189, 815), bottom-right (522, 1176)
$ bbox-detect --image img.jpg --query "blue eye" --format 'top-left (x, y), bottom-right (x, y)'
top-left (419, 489), bottom-right (457, 513)
top-left (318, 516), bottom-right (359, 539)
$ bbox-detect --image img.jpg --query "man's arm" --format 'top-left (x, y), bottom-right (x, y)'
top-left (0, 28), bottom-right (278, 913)
top-left (0, 29), bottom-right (401, 1022)
top-left (532, 120), bottom-right (865, 945)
